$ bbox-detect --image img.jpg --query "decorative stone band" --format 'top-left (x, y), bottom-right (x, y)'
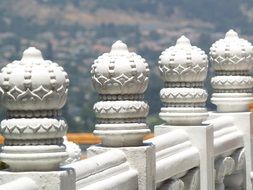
top-left (91, 64), bottom-right (149, 95)
top-left (211, 93), bottom-right (253, 112)
top-left (160, 88), bottom-right (207, 106)
top-left (93, 101), bottom-right (149, 119)
top-left (99, 94), bottom-right (144, 101)
top-left (0, 145), bottom-right (67, 171)
top-left (164, 82), bottom-right (204, 88)
top-left (159, 107), bottom-right (208, 126)
top-left (5, 138), bottom-right (63, 146)
top-left (210, 55), bottom-right (252, 71)
top-left (211, 76), bottom-right (253, 92)
top-left (93, 100), bottom-right (150, 146)
top-left (1, 118), bottom-right (67, 139)
top-left (7, 110), bottom-right (60, 118)
top-left (158, 63), bottom-right (207, 82)
top-left (215, 70), bottom-right (250, 76)
top-left (94, 123), bottom-right (150, 147)
top-left (1, 85), bottom-right (67, 111)
top-left (97, 118), bottom-right (146, 124)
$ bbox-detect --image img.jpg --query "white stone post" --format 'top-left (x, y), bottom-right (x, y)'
top-left (154, 36), bottom-right (214, 190)
top-left (0, 47), bottom-right (75, 190)
top-left (88, 41), bottom-right (155, 190)
top-left (209, 29), bottom-right (253, 190)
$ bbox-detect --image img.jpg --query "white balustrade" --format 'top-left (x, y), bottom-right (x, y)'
top-left (145, 130), bottom-right (200, 189)
top-left (0, 31), bottom-right (252, 190)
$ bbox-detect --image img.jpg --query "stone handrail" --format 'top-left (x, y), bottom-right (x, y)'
top-left (0, 177), bottom-right (38, 190)
top-left (62, 149), bottom-right (138, 190)
top-left (145, 129), bottom-right (199, 187)
top-left (204, 116), bottom-right (244, 156)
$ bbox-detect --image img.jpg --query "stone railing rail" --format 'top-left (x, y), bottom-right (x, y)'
top-left (146, 130), bottom-right (200, 189)
top-left (63, 150), bottom-right (138, 190)
top-left (0, 177), bottom-right (38, 190)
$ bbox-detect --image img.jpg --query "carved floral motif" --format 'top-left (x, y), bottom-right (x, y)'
top-left (0, 47), bottom-right (69, 111)
top-left (91, 40), bottom-right (149, 95)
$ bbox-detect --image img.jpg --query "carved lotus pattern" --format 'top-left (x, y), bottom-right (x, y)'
top-left (91, 41), bottom-right (149, 95)
top-left (0, 47), bottom-right (69, 111)
top-left (209, 29), bottom-right (253, 71)
top-left (158, 36), bottom-right (208, 82)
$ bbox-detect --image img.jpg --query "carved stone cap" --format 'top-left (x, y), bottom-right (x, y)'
top-left (210, 29), bottom-right (253, 71)
top-left (91, 40), bottom-right (149, 95)
top-left (158, 36), bottom-right (208, 83)
top-left (0, 47), bottom-right (69, 111)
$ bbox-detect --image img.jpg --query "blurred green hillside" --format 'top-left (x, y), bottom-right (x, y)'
top-left (0, 0), bottom-right (252, 131)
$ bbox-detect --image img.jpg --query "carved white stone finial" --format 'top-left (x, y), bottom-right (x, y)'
top-left (158, 36), bottom-right (208, 125)
top-left (0, 47), bottom-right (69, 171)
top-left (91, 40), bottom-right (150, 147)
top-left (175, 35), bottom-right (191, 48)
top-left (110, 40), bottom-right (129, 55)
top-left (225, 29), bottom-right (239, 39)
top-left (209, 29), bottom-right (253, 112)
top-left (21, 47), bottom-right (44, 62)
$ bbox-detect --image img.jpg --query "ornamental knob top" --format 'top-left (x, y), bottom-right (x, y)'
top-left (0, 47), bottom-right (69, 112)
top-left (21, 47), bottom-right (44, 63)
top-left (209, 29), bottom-right (253, 71)
top-left (158, 36), bottom-right (208, 83)
top-left (91, 40), bottom-right (149, 95)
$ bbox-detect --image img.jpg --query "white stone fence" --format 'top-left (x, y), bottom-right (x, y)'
top-left (0, 114), bottom-right (251, 190)
top-left (63, 150), bottom-right (138, 190)
top-left (0, 29), bottom-right (253, 190)
top-left (146, 130), bottom-right (200, 189)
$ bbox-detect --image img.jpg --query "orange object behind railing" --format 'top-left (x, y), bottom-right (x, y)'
top-left (67, 133), bottom-right (101, 144)
top-left (0, 133), bottom-right (154, 145)
top-left (249, 103), bottom-right (253, 112)
top-left (0, 135), bottom-right (3, 144)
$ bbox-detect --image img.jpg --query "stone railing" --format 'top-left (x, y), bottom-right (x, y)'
top-left (205, 116), bottom-right (245, 189)
top-left (146, 130), bottom-right (200, 189)
top-left (0, 29), bottom-right (253, 190)
top-left (0, 177), bottom-right (38, 190)
top-left (63, 150), bottom-right (138, 190)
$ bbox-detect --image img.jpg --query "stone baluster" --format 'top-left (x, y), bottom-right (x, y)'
top-left (158, 36), bottom-right (208, 126)
top-left (88, 40), bottom-right (155, 190)
top-left (0, 47), bottom-right (69, 171)
top-left (155, 36), bottom-right (214, 190)
top-left (209, 29), bottom-right (253, 112)
top-left (91, 40), bottom-right (150, 147)
top-left (209, 29), bottom-right (253, 190)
